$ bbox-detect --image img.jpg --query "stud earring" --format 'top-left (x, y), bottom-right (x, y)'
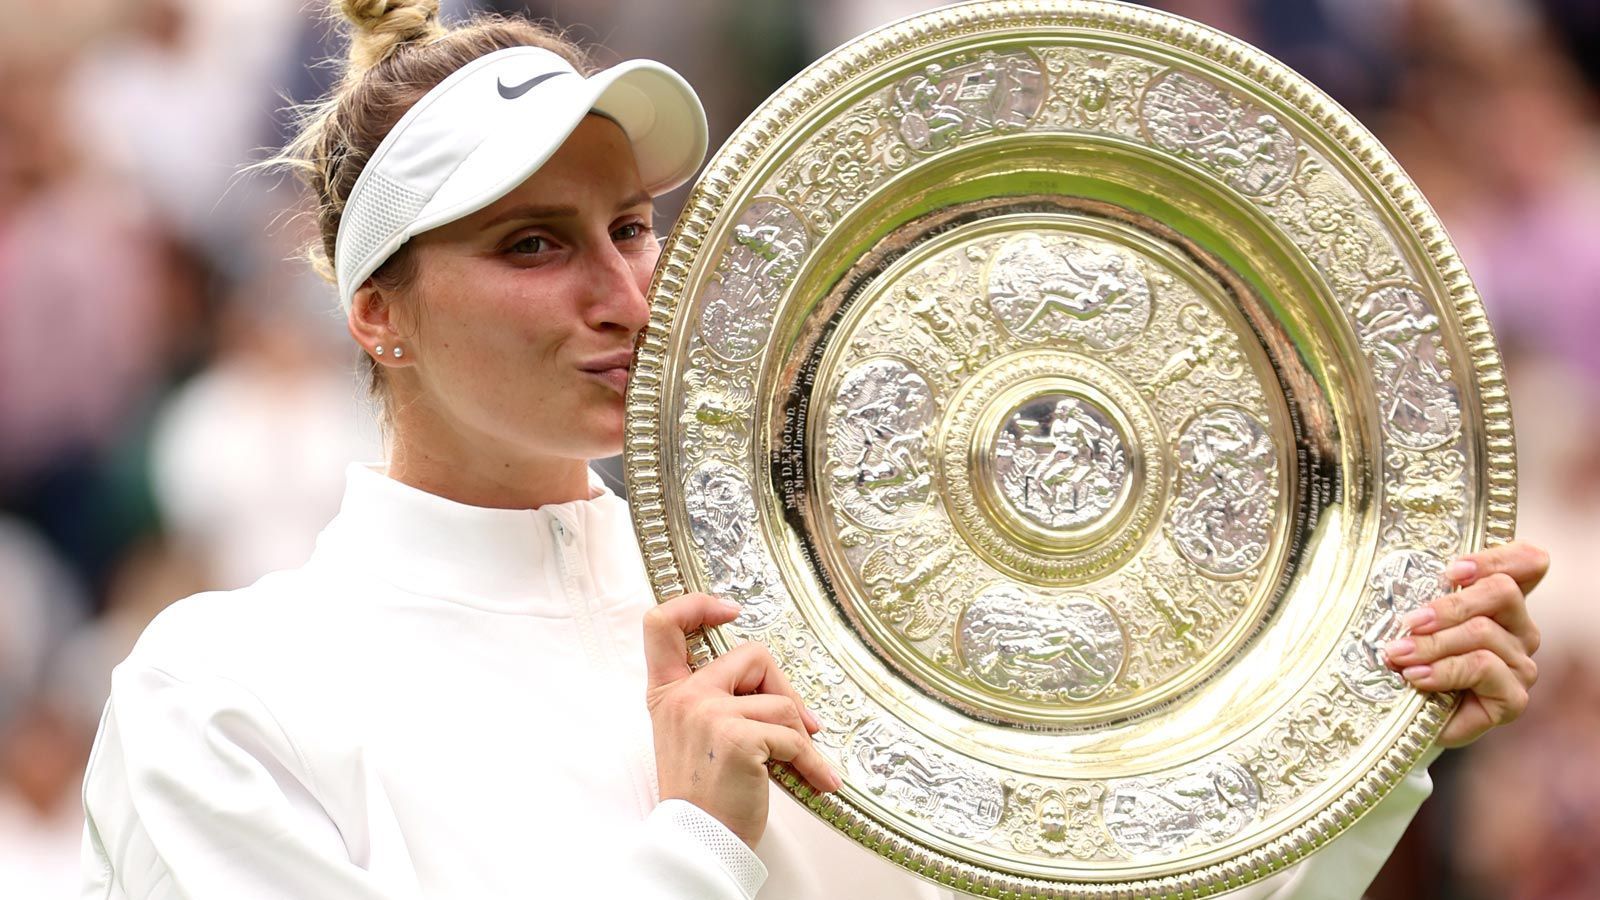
top-left (375, 345), bottom-right (385, 356)
top-left (394, 347), bottom-right (405, 359)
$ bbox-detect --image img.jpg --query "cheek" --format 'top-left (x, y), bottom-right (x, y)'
top-left (632, 242), bottom-right (662, 293)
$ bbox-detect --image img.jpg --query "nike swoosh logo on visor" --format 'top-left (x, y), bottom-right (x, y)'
top-left (496, 71), bottom-right (567, 100)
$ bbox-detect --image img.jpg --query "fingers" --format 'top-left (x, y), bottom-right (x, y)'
top-left (1402, 649), bottom-right (1530, 748)
top-left (1404, 571), bottom-right (1540, 656)
top-left (643, 594), bottom-right (742, 690)
top-left (730, 694), bottom-right (819, 736)
top-left (700, 643), bottom-right (819, 731)
top-left (1386, 615), bottom-right (1537, 687)
top-left (1443, 540), bottom-right (1549, 595)
top-left (734, 720), bottom-right (843, 792)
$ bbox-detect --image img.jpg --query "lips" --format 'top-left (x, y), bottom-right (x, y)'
top-left (578, 350), bottom-right (635, 394)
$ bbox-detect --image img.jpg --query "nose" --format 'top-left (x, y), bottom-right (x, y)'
top-left (582, 240), bottom-right (652, 336)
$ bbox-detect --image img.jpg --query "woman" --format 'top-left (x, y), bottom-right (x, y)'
top-left (80, 2), bottom-right (1548, 898)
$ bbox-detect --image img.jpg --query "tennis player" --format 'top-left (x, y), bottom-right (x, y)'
top-left (79, 2), bottom-right (1548, 898)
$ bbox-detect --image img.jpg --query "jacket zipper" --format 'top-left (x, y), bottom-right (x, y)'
top-left (548, 513), bottom-right (658, 816)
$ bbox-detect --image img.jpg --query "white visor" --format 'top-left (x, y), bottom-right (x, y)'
top-left (333, 45), bottom-right (708, 311)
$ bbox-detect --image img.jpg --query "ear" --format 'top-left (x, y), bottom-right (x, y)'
top-left (347, 281), bottom-right (416, 368)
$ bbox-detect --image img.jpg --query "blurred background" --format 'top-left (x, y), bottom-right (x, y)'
top-left (0, 0), bottom-right (1595, 896)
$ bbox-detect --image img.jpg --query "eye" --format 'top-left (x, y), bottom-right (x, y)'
top-left (613, 222), bottom-right (649, 242)
top-left (507, 234), bottom-right (547, 255)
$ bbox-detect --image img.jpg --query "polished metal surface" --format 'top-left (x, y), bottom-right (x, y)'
top-left (624, 2), bottom-right (1516, 895)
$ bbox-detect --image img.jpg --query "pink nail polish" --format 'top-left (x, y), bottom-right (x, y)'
top-left (1403, 607), bottom-right (1436, 631)
top-left (1403, 665), bottom-right (1432, 682)
top-left (1386, 638), bottom-right (1414, 658)
top-left (1445, 558), bottom-right (1478, 584)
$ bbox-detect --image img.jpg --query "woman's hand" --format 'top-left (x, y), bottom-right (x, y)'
top-left (1385, 540), bottom-right (1549, 748)
top-left (643, 593), bottom-right (841, 848)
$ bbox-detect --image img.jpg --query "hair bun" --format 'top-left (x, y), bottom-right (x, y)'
top-left (339, 0), bottom-right (446, 73)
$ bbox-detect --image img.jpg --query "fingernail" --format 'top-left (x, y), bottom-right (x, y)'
top-left (1403, 607), bottom-right (1436, 631)
top-left (720, 599), bottom-right (743, 615)
top-left (802, 706), bottom-right (821, 732)
top-left (1402, 665), bottom-right (1432, 682)
top-left (1386, 638), bottom-right (1414, 658)
top-left (830, 767), bottom-right (844, 791)
top-left (1446, 558), bottom-right (1478, 584)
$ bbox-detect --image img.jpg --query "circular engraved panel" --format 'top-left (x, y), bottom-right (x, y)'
top-left (992, 394), bottom-right (1131, 532)
top-left (1170, 407), bottom-right (1278, 576)
top-left (957, 583), bottom-right (1126, 703)
top-left (627, 2), bottom-right (1514, 896)
top-left (988, 233), bottom-right (1153, 348)
top-left (824, 357), bottom-right (937, 530)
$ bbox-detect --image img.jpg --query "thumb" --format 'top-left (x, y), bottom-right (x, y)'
top-left (1447, 540), bottom-right (1549, 594)
top-left (642, 593), bottom-right (742, 690)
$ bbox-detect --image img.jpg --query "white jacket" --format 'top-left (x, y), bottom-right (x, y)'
top-left (81, 463), bottom-right (1436, 899)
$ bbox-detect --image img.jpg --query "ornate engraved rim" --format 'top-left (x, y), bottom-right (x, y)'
top-left (625, 1), bottom-right (1515, 895)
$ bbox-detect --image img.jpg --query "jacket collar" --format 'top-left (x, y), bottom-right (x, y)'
top-left (311, 463), bottom-right (649, 616)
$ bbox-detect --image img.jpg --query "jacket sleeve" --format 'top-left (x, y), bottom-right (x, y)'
top-left (80, 663), bottom-right (767, 899)
top-left (1221, 746), bottom-right (1444, 900)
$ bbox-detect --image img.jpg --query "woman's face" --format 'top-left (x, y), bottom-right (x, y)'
top-left (387, 115), bottom-right (657, 465)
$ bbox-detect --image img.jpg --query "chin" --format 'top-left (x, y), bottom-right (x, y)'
top-left (573, 419), bottom-right (627, 461)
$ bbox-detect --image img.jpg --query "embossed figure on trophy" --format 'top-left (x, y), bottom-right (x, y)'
top-left (732, 221), bottom-right (804, 283)
top-left (1270, 711), bottom-right (1361, 789)
top-left (1141, 71), bottom-right (1296, 196)
top-left (905, 284), bottom-right (991, 377)
top-left (1339, 551), bottom-right (1445, 700)
top-left (685, 465), bottom-right (770, 597)
top-left (1038, 49), bottom-right (1152, 133)
top-left (849, 719), bottom-right (1004, 836)
top-left (1151, 304), bottom-right (1245, 392)
top-left (1355, 285), bottom-right (1460, 446)
top-left (1103, 762), bottom-right (1261, 856)
top-left (987, 236), bottom-right (1153, 347)
top-left (1171, 408), bottom-right (1276, 574)
top-left (827, 359), bottom-right (936, 529)
top-left (958, 587), bottom-right (1125, 702)
top-left (1006, 781), bottom-right (1118, 859)
top-left (996, 397), bottom-right (1128, 530)
top-left (835, 379), bottom-right (929, 511)
top-left (1031, 401), bottom-right (1112, 519)
top-left (892, 52), bottom-right (1044, 152)
top-left (1017, 253), bottom-right (1133, 331)
top-left (1078, 64), bottom-right (1112, 114)
top-left (700, 201), bottom-right (810, 361)
top-left (861, 536), bottom-right (956, 641)
top-left (1143, 572), bottom-right (1205, 658)
top-left (1190, 113), bottom-right (1289, 194)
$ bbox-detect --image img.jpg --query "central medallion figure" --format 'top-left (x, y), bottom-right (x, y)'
top-left (993, 394), bottom-right (1129, 531)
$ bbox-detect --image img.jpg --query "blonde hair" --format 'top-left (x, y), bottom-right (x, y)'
top-left (264, 1), bottom-right (591, 407)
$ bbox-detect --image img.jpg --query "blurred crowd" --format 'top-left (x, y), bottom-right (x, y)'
top-left (0, 0), bottom-right (1595, 897)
